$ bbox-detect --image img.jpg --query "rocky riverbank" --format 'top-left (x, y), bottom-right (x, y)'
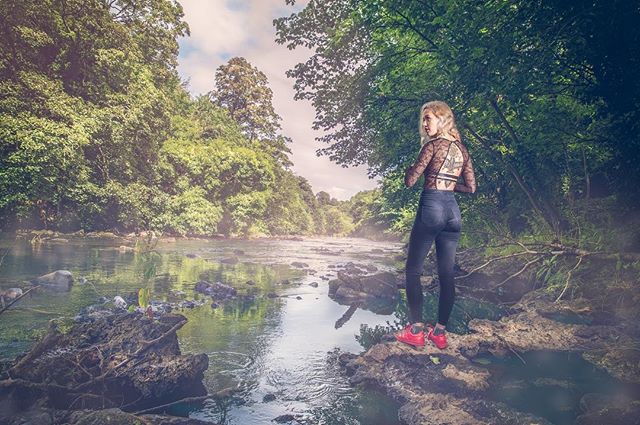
top-left (0, 311), bottom-right (227, 425)
top-left (334, 244), bottom-right (640, 425)
top-left (338, 290), bottom-right (640, 424)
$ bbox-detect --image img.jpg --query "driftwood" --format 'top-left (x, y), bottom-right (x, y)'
top-left (454, 238), bottom-right (638, 303)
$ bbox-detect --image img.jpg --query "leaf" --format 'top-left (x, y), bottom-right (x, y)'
top-left (138, 287), bottom-right (149, 309)
top-left (127, 305), bottom-right (135, 313)
top-left (430, 355), bottom-right (441, 365)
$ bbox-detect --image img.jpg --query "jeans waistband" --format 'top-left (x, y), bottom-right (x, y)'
top-left (421, 188), bottom-right (456, 196)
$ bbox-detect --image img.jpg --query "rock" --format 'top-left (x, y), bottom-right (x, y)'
top-left (245, 280), bottom-right (256, 285)
top-left (273, 414), bottom-right (298, 423)
top-left (88, 231), bottom-right (118, 239)
top-left (113, 296), bottom-right (128, 309)
top-left (233, 249), bottom-right (245, 255)
top-left (266, 292), bottom-right (278, 299)
top-left (340, 293), bottom-right (639, 425)
top-left (64, 408), bottom-right (213, 425)
top-left (309, 282), bottom-right (319, 288)
top-left (441, 364), bottom-right (490, 391)
top-left (575, 398), bottom-right (640, 425)
top-left (185, 253), bottom-right (198, 258)
top-left (0, 287), bottom-right (23, 300)
top-left (263, 393), bottom-right (276, 402)
top-left (194, 281), bottom-right (237, 300)
top-left (220, 257), bottom-right (239, 264)
top-left (279, 279), bottom-right (290, 285)
top-left (296, 296), bottom-right (302, 300)
top-left (33, 270), bottom-right (73, 290)
top-left (397, 393), bottom-right (553, 425)
top-left (328, 271), bottom-right (398, 302)
top-left (290, 261), bottom-right (309, 268)
top-left (1, 313), bottom-right (208, 413)
top-left (363, 264), bottom-right (378, 272)
top-left (530, 377), bottom-right (575, 389)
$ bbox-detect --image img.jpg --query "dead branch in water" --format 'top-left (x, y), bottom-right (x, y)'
top-left (73, 316), bottom-right (188, 391)
top-left (456, 251), bottom-right (537, 279)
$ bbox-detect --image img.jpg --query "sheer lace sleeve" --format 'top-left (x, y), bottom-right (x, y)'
top-left (454, 154), bottom-right (476, 193)
top-left (404, 141), bottom-right (434, 187)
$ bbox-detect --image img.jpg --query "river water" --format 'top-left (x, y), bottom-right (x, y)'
top-left (0, 236), bottom-right (403, 423)
top-left (0, 235), bottom-right (505, 424)
top-left (3, 235), bottom-right (634, 425)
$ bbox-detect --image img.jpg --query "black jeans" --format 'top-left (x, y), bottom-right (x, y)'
top-left (405, 188), bottom-right (461, 326)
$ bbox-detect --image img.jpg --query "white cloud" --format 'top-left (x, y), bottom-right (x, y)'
top-left (177, 0), bottom-right (379, 200)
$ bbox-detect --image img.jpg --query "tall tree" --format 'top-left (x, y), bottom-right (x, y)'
top-left (208, 56), bottom-right (292, 167)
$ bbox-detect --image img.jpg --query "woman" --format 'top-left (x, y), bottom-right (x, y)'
top-left (395, 101), bottom-right (476, 349)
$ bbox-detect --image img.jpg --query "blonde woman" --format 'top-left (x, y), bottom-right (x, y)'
top-left (395, 101), bottom-right (476, 349)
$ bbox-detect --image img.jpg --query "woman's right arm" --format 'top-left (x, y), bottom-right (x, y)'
top-left (404, 141), bottom-right (434, 188)
top-left (454, 155), bottom-right (476, 193)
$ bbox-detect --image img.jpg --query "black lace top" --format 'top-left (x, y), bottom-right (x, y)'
top-left (404, 137), bottom-right (476, 193)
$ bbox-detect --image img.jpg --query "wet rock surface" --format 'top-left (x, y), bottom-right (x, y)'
top-left (328, 269), bottom-right (398, 313)
top-left (32, 270), bottom-right (74, 291)
top-left (339, 291), bottom-right (640, 425)
top-left (0, 312), bottom-right (212, 424)
top-left (194, 280), bottom-right (238, 300)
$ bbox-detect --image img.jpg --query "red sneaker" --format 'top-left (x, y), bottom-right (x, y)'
top-left (427, 326), bottom-right (447, 349)
top-left (395, 324), bottom-right (425, 347)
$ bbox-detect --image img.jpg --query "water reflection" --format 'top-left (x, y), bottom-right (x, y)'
top-left (0, 236), bottom-right (405, 424)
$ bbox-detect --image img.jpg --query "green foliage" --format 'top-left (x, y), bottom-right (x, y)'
top-left (322, 205), bottom-right (354, 236)
top-left (1, 0), bottom-right (377, 238)
top-left (356, 323), bottom-right (395, 350)
top-left (274, 0), bottom-right (640, 250)
top-left (264, 169), bottom-right (315, 236)
top-left (165, 188), bottom-right (223, 237)
top-left (138, 287), bottom-right (150, 309)
top-left (208, 57), bottom-right (293, 168)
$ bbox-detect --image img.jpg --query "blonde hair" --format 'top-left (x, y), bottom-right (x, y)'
top-left (419, 100), bottom-right (462, 146)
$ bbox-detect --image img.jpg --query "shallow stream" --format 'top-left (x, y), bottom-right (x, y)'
top-left (2, 235), bottom-right (598, 424)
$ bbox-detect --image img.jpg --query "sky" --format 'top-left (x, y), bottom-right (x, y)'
top-left (175, 0), bottom-right (380, 201)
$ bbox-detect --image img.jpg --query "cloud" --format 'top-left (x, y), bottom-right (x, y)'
top-left (177, 0), bottom-right (379, 201)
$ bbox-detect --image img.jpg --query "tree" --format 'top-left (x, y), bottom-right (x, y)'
top-left (208, 57), bottom-right (292, 167)
top-left (273, 0), bottom-right (633, 241)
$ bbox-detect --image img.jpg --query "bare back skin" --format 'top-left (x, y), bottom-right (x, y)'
top-left (404, 137), bottom-right (476, 193)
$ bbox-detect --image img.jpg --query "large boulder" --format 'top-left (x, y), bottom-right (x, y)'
top-left (32, 270), bottom-right (73, 290)
top-left (0, 313), bottom-right (208, 414)
top-left (328, 271), bottom-right (398, 314)
top-left (329, 271), bottom-right (398, 300)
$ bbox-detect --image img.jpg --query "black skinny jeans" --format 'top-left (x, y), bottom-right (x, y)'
top-left (405, 188), bottom-right (461, 326)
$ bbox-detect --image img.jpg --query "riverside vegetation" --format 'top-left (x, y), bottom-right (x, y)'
top-left (1, 0), bottom-right (640, 424)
